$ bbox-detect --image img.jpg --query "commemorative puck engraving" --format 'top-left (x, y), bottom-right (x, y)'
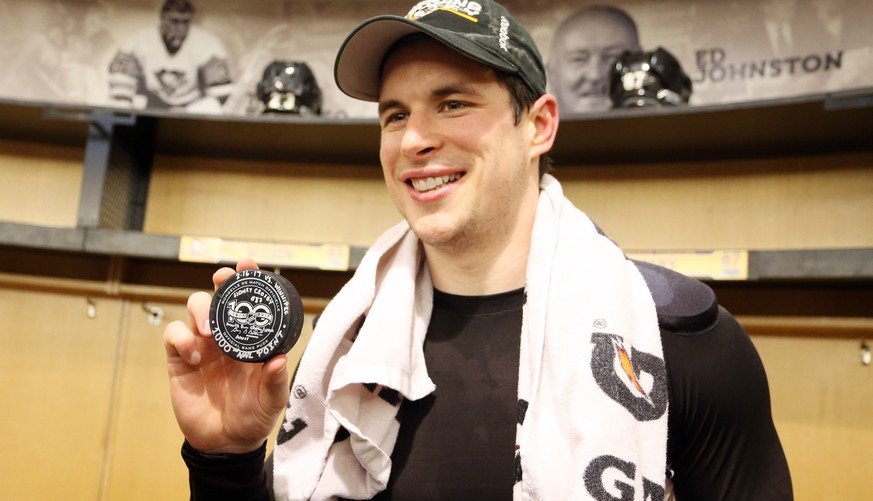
top-left (209, 269), bottom-right (304, 363)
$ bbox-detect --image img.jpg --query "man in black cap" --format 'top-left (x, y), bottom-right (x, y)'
top-left (164, 1), bottom-right (792, 499)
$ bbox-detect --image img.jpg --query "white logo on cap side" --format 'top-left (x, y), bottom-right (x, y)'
top-left (498, 16), bottom-right (509, 50)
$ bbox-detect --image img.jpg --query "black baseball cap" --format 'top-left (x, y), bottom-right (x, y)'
top-left (334, 0), bottom-right (546, 102)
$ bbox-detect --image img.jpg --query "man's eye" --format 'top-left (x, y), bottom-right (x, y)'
top-left (443, 101), bottom-right (465, 111)
top-left (383, 111), bottom-right (407, 125)
top-left (571, 55), bottom-right (591, 64)
top-left (603, 50), bottom-right (625, 62)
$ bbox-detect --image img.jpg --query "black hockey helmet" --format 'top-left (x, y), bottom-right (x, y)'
top-left (608, 47), bottom-right (692, 108)
top-left (257, 61), bottom-right (323, 115)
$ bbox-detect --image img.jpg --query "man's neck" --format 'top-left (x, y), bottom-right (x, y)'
top-left (423, 214), bottom-right (534, 296)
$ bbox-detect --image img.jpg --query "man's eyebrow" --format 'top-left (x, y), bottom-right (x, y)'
top-left (379, 83), bottom-right (484, 114)
top-left (433, 83), bottom-right (481, 98)
top-left (378, 99), bottom-right (402, 116)
top-left (603, 43), bottom-right (633, 52)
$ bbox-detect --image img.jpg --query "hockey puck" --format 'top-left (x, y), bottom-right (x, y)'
top-left (209, 269), bottom-right (304, 363)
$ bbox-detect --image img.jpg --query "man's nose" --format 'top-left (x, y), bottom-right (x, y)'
top-left (574, 59), bottom-right (604, 86)
top-left (400, 112), bottom-right (440, 159)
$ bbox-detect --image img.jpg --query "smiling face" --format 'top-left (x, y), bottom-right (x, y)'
top-left (549, 7), bottom-right (640, 113)
top-left (378, 37), bottom-right (542, 259)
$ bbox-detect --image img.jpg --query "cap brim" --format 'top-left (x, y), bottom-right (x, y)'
top-left (334, 15), bottom-right (518, 102)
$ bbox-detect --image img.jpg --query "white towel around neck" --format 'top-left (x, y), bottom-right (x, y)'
top-left (273, 174), bottom-right (668, 500)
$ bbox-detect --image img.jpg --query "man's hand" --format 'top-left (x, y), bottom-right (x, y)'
top-left (163, 259), bottom-right (291, 454)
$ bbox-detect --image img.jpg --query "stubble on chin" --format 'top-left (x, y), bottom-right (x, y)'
top-left (409, 211), bottom-right (494, 258)
top-left (410, 217), bottom-right (469, 252)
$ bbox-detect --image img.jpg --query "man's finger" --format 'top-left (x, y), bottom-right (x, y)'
top-left (164, 319), bottom-right (201, 365)
top-left (261, 355), bottom-right (291, 413)
top-left (213, 266), bottom-right (237, 290)
top-left (236, 259), bottom-right (259, 272)
top-left (188, 291), bottom-right (214, 338)
top-left (212, 260), bottom-right (259, 291)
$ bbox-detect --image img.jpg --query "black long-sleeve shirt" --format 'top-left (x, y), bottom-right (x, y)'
top-left (184, 262), bottom-right (792, 500)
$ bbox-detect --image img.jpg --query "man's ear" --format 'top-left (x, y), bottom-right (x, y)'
top-left (528, 93), bottom-right (559, 159)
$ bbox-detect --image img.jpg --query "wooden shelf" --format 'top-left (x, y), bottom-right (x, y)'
top-left (0, 221), bottom-right (869, 280)
top-left (1, 91), bottom-right (871, 305)
top-left (552, 87), bottom-right (873, 164)
top-left (0, 98), bottom-right (89, 147)
top-left (3, 86), bottom-right (871, 164)
top-left (1, 223), bottom-right (870, 319)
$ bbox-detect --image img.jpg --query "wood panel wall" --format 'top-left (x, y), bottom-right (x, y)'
top-left (753, 335), bottom-right (873, 501)
top-left (0, 288), bottom-right (121, 500)
top-left (559, 152), bottom-right (873, 251)
top-left (1, 284), bottom-right (870, 500)
top-left (1, 133), bottom-right (871, 499)
top-left (0, 139), bottom-right (83, 226)
top-left (144, 156), bottom-right (398, 246)
top-left (140, 151), bottom-right (873, 251)
top-left (0, 287), bottom-right (315, 500)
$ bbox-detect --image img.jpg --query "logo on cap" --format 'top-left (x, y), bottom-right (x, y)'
top-left (407, 0), bottom-right (484, 22)
top-left (498, 16), bottom-right (509, 50)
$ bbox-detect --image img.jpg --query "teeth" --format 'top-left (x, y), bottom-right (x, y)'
top-left (411, 173), bottom-right (461, 192)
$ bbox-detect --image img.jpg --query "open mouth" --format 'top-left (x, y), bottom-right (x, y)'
top-left (409, 172), bottom-right (463, 193)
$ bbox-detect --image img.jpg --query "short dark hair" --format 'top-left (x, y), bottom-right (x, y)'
top-left (161, 0), bottom-right (194, 15)
top-left (494, 71), bottom-right (554, 179)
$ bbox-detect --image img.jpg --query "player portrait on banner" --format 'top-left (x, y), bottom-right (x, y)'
top-left (0, 0), bottom-right (868, 117)
top-left (547, 5), bottom-right (640, 114)
top-left (107, 0), bottom-right (233, 113)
